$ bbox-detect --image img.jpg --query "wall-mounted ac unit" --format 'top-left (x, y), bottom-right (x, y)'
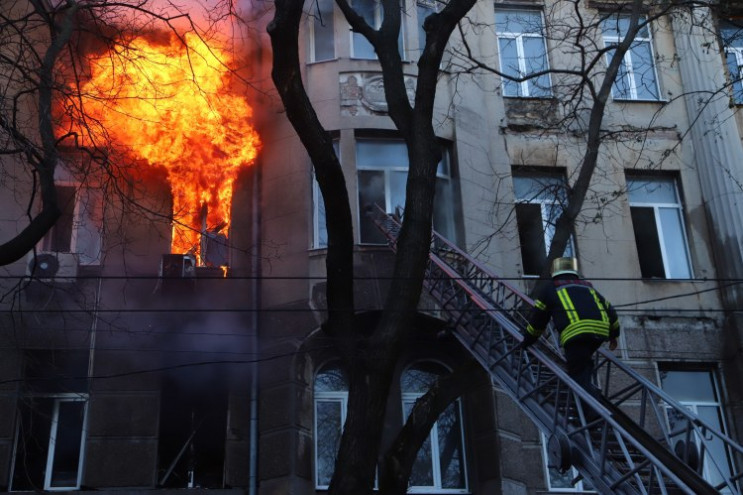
top-left (26, 252), bottom-right (79, 283)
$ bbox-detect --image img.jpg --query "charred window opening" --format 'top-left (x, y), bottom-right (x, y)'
top-left (158, 374), bottom-right (228, 488)
top-left (11, 350), bottom-right (89, 492)
top-left (46, 185), bottom-right (77, 253)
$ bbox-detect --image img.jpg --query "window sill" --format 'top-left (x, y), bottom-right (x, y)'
top-left (503, 95), bottom-right (555, 101)
top-left (611, 97), bottom-right (667, 104)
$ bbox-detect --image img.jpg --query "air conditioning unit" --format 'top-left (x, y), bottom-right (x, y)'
top-left (159, 254), bottom-right (196, 295)
top-left (26, 252), bottom-right (79, 283)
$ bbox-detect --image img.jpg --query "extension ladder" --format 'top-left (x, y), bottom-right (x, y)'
top-left (372, 206), bottom-right (743, 494)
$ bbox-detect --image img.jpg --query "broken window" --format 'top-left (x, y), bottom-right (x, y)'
top-left (158, 374), bottom-right (228, 488)
top-left (626, 175), bottom-right (692, 279)
top-left (41, 184), bottom-right (103, 266)
top-left (513, 172), bottom-right (574, 276)
top-left (11, 350), bottom-right (89, 491)
top-left (400, 362), bottom-right (468, 493)
top-left (602, 14), bottom-right (660, 101)
top-left (495, 10), bottom-right (552, 97)
top-left (313, 363), bottom-right (348, 489)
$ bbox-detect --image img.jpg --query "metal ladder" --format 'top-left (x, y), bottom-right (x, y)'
top-left (372, 207), bottom-right (743, 494)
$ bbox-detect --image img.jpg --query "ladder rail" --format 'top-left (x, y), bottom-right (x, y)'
top-left (371, 206), bottom-right (742, 494)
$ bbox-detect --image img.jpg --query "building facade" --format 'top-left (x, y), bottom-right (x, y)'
top-left (0, 0), bottom-right (742, 494)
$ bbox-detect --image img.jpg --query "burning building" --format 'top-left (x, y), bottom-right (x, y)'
top-left (1, 0), bottom-right (743, 494)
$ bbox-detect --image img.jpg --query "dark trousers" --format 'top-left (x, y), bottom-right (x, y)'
top-left (563, 336), bottom-right (603, 399)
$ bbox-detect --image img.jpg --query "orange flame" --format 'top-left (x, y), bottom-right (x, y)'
top-left (75, 32), bottom-right (260, 262)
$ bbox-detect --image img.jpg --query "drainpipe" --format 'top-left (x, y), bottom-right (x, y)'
top-left (249, 159), bottom-right (261, 495)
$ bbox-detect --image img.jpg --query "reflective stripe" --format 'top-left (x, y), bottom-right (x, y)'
top-left (556, 289), bottom-right (578, 324)
top-left (526, 323), bottom-right (541, 337)
top-left (560, 320), bottom-right (610, 346)
top-left (590, 288), bottom-right (610, 324)
top-left (534, 299), bottom-right (547, 311)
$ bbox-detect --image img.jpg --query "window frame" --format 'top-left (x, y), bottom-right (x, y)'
top-left (313, 363), bottom-right (349, 490)
top-left (602, 14), bottom-right (661, 101)
top-left (11, 393), bottom-right (89, 492)
top-left (626, 175), bottom-right (693, 279)
top-left (659, 367), bottom-right (734, 490)
top-left (355, 138), bottom-right (455, 245)
top-left (495, 9), bottom-right (553, 98)
top-left (309, 0), bottom-right (336, 62)
top-left (540, 432), bottom-right (594, 492)
top-left (400, 362), bottom-right (469, 494)
top-left (720, 21), bottom-right (743, 104)
top-left (350, 0), bottom-right (404, 59)
top-left (513, 171), bottom-right (574, 277)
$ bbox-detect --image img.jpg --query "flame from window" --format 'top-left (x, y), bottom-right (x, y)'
top-left (73, 32), bottom-right (261, 261)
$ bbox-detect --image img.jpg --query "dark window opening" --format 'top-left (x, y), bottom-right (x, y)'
top-left (516, 203), bottom-right (546, 276)
top-left (158, 375), bottom-right (228, 488)
top-left (630, 206), bottom-right (665, 278)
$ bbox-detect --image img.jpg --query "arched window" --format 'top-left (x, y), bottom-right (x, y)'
top-left (401, 362), bottom-right (468, 493)
top-left (314, 363), bottom-right (349, 489)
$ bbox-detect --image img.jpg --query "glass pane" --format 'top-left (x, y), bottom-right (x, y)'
top-left (513, 175), bottom-right (565, 202)
top-left (523, 36), bottom-right (551, 97)
top-left (697, 405), bottom-right (733, 487)
top-left (389, 171), bottom-right (407, 215)
top-left (357, 140), bottom-right (408, 169)
top-left (498, 38), bottom-right (521, 97)
top-left (315, 364), bottom-right (349, 392)
top-left (658, 207), bottom-right (691, 278)
top-left (610, 49), bottom-right (632, 99)
top-left (721, 23), bottom-right (743, 48)
top-left (602, 15), bottom-right (648, 38)
top-left (417, 4), bottom-right (434, 53)
top-left (496, 10), bottom-right (543, 35)
top-left (76, 189), bottom-right (103, 265)
top-left (313, 0), bottom-right (335, 61)
top-left (316, 181), bottom-right (328, 248)
top-left (434, 178), bottom-right (454, 239)
top-left (352, 0), bottom-right (377, 59)
top-left (359, 170), bottom-right (387, 243)
top-left (49, 400), bottom-right (85, 488)
top-left (437, 403), bottom-right (466, 488)
top-left (630, 42), bottom-right (659, 100)
top-left (12, 399), bottom-right (55, 490)
top-left (316, 401), bottom-right (343, 487)
top-left (630, 207), bottom-right (665, 278)
top-left (627, 177), bottom-right (678, 204)
top-left (725, 52), bottom-right (743, 103)
top-left (660, 370), bottom-right (717, 402)
top-left (404, 401), bottom-right (435, 487)
top-left (401, 363), bottom-right (445, 393)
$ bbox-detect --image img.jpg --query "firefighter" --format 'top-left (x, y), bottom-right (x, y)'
top-left (521, 257), bottom-right (620, 397)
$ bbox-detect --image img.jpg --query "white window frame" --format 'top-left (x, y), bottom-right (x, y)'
top-left (309, 0), bottom-right (335, 62)
top-left (626, 176), bottom-right (693, 279)
top-left (721, 23), bottom-right (743, 104)
top-left (602, 14), bottom-right (661, 101)
top-left (314, 392), bottom-right (348, 490)
top-left (660, 369), bottom-right (734, 491)
top-left (11, 394), bottom-right (89, 491)
top-left (495, 10), bottom-right (553, 98)
top-left (540, 433), bottom-right (594, 492)
top-left (513, 173), bottom-right (574, 276)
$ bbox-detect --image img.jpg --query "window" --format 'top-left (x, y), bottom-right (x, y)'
top-left (721, 21), bottom-right (743, 104)
top-left (401, 363), bottom-right (468, 493)
top-left (312, 141), bottom-right (339, 249)
top-left (602, 14), bottom-right (660, 101)
top-left (11, 351), bottom-right (89, 492)
top-left (541, 433), bottom-right (594, 492)
top-left (314, 363), bottom-right (349, 489)
top-left (351, 0), bottom-right (403, 59)
top-left (513, 172), bottom-right (574, 276)
top-left (357, 139), bottom-right (455, 244)
top-left (416, 0), bottom-right (441, 56)
top-left (42, 184), bottom-right (103, 265)
top-left (660, 367), bottom-right (733, 489)
top-left (495, 10), bottom-right (552, 98)
top-left (309, 0), bottom-right (335, 62)
top-left (626, 175), bottom-right (692, 279)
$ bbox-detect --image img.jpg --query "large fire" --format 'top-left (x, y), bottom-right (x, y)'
top-left (74, 32), bottom-right (261, 263)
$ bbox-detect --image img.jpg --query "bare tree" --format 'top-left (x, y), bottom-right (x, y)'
top-left (268, 0), bottom-right (743, 492)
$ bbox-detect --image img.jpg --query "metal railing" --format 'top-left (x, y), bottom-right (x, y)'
top-left (372, 206), bottom-right (743, 494)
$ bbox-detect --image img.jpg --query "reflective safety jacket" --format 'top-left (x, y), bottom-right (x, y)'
top-left (525, 277), bottom-right (620, 347)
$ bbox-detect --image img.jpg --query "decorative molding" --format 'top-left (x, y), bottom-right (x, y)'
top-left (340, 72), bottom-right (416, 116)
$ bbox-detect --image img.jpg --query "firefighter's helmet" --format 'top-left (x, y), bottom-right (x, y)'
top-left (551, 257), bottom-right (579, 278)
